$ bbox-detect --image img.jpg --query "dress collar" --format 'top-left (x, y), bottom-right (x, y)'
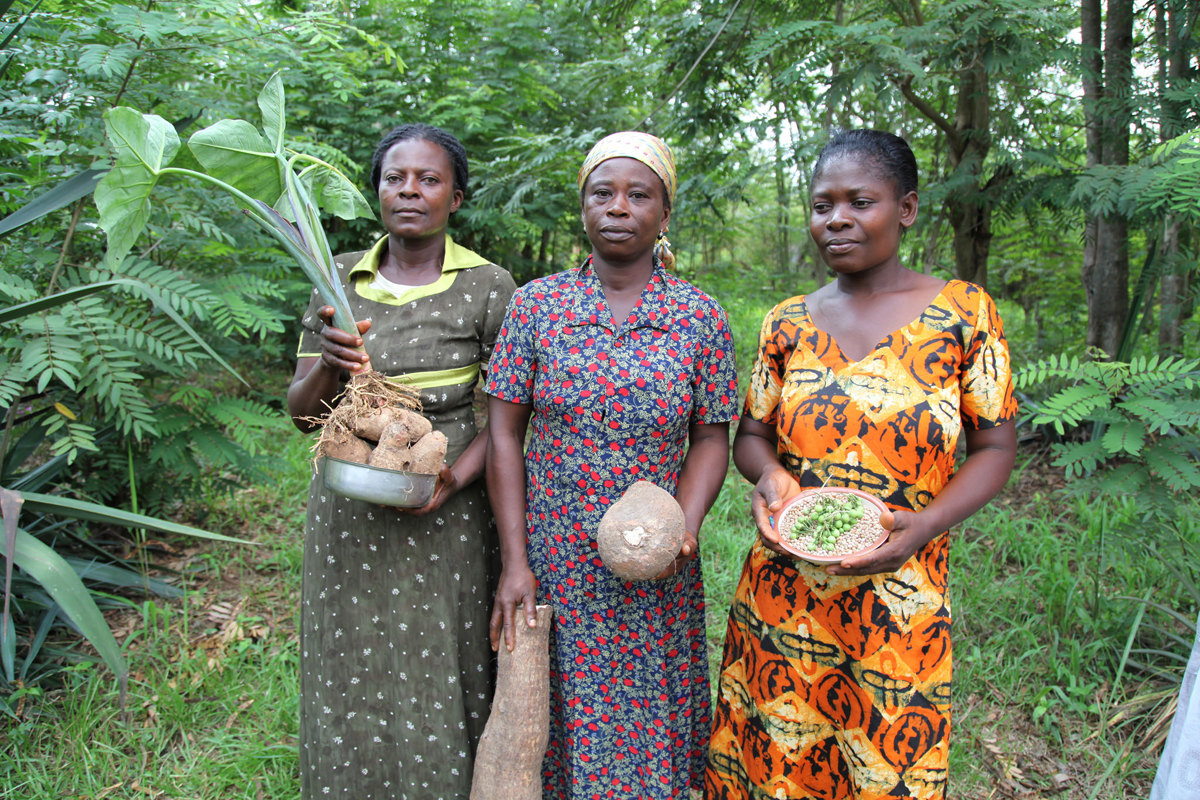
top-left (569, 255), bottom-right (674, 333)
top-left (347, 233), bottom-right (489, 279)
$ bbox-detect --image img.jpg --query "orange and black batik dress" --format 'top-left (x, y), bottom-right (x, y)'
top-left (705, 280), bottom-right (1017, 800)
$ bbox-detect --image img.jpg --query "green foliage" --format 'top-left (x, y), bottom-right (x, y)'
top-left (1018, 354), bottom-right (1200, 502)
top-left (0, 0), bottom-right (387, 690)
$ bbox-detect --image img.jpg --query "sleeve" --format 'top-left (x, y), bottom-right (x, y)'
top-left (689, 302), bottom-right (739, 425)
top-left (295, 286), bottom-right (326, 359)
top-left (742, 304), bottom-right (790, 426)
top-left (479, 267), bottom-right (518, 374)
top-left (484, 282), bottom-right (538, 404)
top-left (960, 289), bottom-right (1019, 430)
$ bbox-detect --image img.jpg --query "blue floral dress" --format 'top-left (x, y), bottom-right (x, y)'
top-left (486, 257), bottom-right (739, 799)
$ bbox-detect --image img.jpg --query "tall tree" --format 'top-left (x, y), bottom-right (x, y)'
top-left (1080, 0), bottom-right (1133, 357)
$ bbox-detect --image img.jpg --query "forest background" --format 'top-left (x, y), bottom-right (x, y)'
top-left (1, 0), bottom-right (1199, 797)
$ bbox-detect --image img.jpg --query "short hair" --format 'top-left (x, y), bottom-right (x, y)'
top-left (368, 124), bottom-right (469, 197)
top-left (811, 129), bottom-right (918, 198)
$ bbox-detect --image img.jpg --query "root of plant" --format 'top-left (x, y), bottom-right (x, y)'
top-left (299, 369), bottom-right (423, 469)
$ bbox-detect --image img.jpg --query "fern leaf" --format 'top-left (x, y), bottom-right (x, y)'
top-left (1050, 439), bottom-right (1107, 479)
top-left (1144, 443), bottom-right (1200, 492)
top-left (1100, 419), bottom-right (1147, 455)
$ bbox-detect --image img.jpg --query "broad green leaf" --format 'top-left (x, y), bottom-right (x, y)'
top-left (298, 163), bottom-right (375, 222)
top-left (188, 120), bottom-right (282, 204)
top-left (96, 109), bottom-right (181, 266)
top-left (258, 71), bottom-right (286, 155)
top-left (19, 491), bottom-right (251, 545)
top-left (11, 527), bottom-right (127, 686)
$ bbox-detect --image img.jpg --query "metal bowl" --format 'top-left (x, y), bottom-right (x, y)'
top-left (321, 456), bottom-right (437, 507)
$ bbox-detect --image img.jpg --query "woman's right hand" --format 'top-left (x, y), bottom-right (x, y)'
top-left (316, 305), bottom-right (372, 374)
top-left (751, 464), bottom-right (801, 555)
top-left (488, 564), bottom-right (539, 653)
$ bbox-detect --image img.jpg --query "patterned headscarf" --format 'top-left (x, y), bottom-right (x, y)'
top-left (577, 132), bottom-right (678, 269)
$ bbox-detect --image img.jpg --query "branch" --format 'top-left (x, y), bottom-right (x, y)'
top-left (897, 75), bottom-right (961, 151)
top-left (44, 200), bottom-right (83, 297)
top-left (638, 0), bottom-right (747, 128)
top-left (909, 0), bottom-right (924, 26)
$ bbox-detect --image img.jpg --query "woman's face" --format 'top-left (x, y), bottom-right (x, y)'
top-left (377, 138), bottom-right (462, 241)
top-left (809, 155), bottom-right (917, 275)
top-left (581, 158), bottom-right (670, 266)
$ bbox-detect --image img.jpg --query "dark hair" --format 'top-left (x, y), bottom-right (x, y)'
top-left (369, 123), bottom-right (469, 197)
top-left (811, 129), bottom-right (918, 198)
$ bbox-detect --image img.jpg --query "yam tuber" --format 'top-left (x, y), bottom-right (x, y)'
top-left (353, 406), bottom-right (401, 442)
top-left (470, 604), bottom-right (552, 800)
top-left (408, 430), bottom-right (448, 475)
top-left (318, 429), bottom-right (373, 464)
top-left (596, 481), bottom-right (686, 581)
top-left (367, 422), bottom-right (413, 471)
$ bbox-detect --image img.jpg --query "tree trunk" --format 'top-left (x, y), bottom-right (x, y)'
top-left (897, 36), bottom-right (995, 287)
top-left (470, 604), bottom-right (551, 800)
top-left (1081, 0), bottom-right (1133, 358)
top-left (1158, 218), bottom-right (1186, 353)
top-left (1155, 0), bottom-right (1189, 351)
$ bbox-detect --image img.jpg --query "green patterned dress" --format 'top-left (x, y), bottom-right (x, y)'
top-left (296, 235), bottom-right (515, 800)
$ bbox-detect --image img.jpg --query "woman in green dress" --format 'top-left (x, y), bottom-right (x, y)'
top-left (287, 124), bottom-right (516, 799)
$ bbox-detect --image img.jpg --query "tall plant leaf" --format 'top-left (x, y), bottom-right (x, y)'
top-left (10, 526), bottom-right (128, 692)
top-left (0, 167), bottom-right (107, 238)
top-left (95, 109), bottom-right (181, 266)
top-left (187, 120), bottom-right (283, 203)
top-left (19, 491), bottom-right (250, 544)
top-left (1, 488), bottom-right (21, 646)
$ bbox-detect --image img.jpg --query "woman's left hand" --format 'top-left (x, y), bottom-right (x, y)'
top-left (398, 465), bottom-right (458, 516)
top-left (654, 530), bottom-right (698, 580)
top-left (825, 509), bottom-right (933, 576)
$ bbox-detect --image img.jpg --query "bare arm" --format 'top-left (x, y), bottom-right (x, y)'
top-left (831, 420), bottom-right (1017, 576)
top-left (732, 416), bottom-right (802, 556)
top-left (655, 420), bottom-right (731, 577)
top-left (286, 306), bottom-right (372, 432)
top-left (486, 395), bottom-right (538, 652)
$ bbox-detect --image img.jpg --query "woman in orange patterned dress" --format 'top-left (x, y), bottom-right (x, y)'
top-left (705, 130), bottom-right (1018, 800)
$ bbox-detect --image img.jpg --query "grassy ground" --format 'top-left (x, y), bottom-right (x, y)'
top-left (3, 277), bottom-right (1196, 798)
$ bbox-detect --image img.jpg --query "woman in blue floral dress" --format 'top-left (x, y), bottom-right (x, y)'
top-left (485, 132), bottom-right (739, 798)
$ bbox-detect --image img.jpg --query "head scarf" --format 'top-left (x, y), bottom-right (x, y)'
top-left (577, 132), bottom-right (678, 270)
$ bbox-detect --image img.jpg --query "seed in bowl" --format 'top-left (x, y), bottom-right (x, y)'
top-left (778, 492), bottom-right (885, 557)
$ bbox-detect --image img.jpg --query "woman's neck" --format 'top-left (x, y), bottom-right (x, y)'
top-left (831, 257), bottom-right (914, 296)
top-left (381, 232), bottom-right (447, 284)
top-left (591, 252), bottom-right (655, 294)
top-left (591, 252), bottom-right (656, 327)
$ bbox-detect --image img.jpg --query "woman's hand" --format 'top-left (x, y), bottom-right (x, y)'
top-left (827, 508), bottom-right (930, 576)
top-left (751, 464), bottom-right (801, 555)
top-left (654, 529), bottom-right (698, 580)
top-left (489, 564), bottom-right (539, 653)
top-left (398, 465), bottom-right (457, 516)
top-left (316, 305), bottom-right (372, 374)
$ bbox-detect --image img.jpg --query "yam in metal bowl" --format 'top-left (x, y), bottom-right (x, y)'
top-left (321, 456), bottom-right (436, 507)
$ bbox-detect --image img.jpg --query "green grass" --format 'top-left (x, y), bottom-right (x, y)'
top-left (1, 421), bottom-right (312, 799)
